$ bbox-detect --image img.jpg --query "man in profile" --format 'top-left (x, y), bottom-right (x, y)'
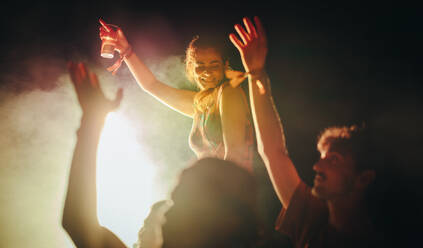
top-left (230, 16), bottom-right (384, 247)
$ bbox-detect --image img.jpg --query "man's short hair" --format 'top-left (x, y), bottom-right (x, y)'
top-left (317, 125), bottom-right (376, 172)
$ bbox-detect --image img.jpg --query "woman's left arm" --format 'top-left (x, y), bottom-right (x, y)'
top-left (219, 86), bottom-right (252, 172)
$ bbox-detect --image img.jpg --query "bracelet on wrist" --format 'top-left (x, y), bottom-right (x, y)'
top-left (246, 69), bottom-right (266, 78)
top-left (246, 70), bottom-right (267, 95)
top-left (107, 45), bottom-right (133, 75)
top-left (121, 45), bottom-right (133, 59)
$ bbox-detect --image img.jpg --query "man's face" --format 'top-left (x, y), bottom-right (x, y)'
top-left (311, 148), bottom-right (358, 200)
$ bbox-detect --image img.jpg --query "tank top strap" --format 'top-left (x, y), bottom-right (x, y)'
top-left (215, 82), bottom-right (228, 111)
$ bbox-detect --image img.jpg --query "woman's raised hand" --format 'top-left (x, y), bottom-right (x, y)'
top-left (99, 18), bottom-right (130, 55)
top-left (229, 16), bottom-right (268, 75)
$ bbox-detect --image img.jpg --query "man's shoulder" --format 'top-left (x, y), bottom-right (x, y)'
top-left (275, 181), bottom-right (328, 247)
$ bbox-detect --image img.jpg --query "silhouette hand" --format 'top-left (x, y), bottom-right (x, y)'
top-left (68, 62), bottom-right (123, 116)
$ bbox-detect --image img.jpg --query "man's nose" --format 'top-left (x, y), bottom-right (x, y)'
top-left (313, 160), bottom-right (324, 172)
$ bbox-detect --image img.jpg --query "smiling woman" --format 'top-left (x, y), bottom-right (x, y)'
top-left (99, 21), bottom-right (255, 172)
top-left (62, 61), bottom-right (261, 248)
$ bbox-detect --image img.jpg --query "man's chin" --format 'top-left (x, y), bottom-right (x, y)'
top-left (311, 186), bottom-right (326, 199)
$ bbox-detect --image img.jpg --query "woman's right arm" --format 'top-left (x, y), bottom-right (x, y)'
top-left (100, 22), bottom-right (196, 117)
top-left (124, 53), bottom-right (196, 117)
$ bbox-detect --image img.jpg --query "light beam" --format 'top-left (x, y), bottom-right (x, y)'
top-left (96, 112), bottom-right (157, 246)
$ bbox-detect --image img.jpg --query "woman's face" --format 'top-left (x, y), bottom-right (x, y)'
top-left (193, 48), bottom-right (225, 90)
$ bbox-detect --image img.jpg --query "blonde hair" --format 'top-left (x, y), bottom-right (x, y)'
top-left (193, 87), bottom-right (219, 113)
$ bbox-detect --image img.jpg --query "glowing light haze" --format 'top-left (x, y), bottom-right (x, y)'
top-left (97, 112), bottom-right (159, 246)
top-left (0, 52), bottom-right (194, 247)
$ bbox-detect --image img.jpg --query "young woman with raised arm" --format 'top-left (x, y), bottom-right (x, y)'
top-left (99, 21), bottom-right (254, 172)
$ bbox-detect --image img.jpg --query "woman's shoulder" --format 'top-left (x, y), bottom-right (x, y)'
top-left (219, 82), bottom-right (247, 100)
top-left (215, 83), bottom-right (251, 120)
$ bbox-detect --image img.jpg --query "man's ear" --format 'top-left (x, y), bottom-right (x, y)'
top-left (356, 170), bottom-right (376, 190)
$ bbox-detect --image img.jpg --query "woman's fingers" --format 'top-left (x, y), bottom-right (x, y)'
top-left (233, 17), bottom-right (265, 48)
top-left (116, 28), bottom-right (124, 35)
top-left (229, 33), bottom-right (244, 51)
top-left (254, 16), bottom-right (267, 42)
top-left (243, 17), bottom-right (257, 38)
top-left (99, 18), bottom-right (112, 32)
top-left (99, 27), bottom-right (107, 36)
top-left (99, 27), bottom-right (117, 41)
top-left (99, 28), bottom-right (109, 39)
top-left (234, 24), bottom-right (250, 44)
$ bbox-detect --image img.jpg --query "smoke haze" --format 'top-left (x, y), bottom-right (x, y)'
top-left (1, 2), bottom-right (422, 247)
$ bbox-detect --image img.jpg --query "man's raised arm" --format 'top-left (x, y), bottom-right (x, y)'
top-left (62, 62), bottom-right (126, 248)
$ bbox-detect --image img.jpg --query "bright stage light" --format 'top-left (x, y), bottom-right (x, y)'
top-left (96, 112), bottom-right (158, 247)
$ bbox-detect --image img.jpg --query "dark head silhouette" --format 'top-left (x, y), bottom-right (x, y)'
top-left (162, 157), bottom-right (258, 248)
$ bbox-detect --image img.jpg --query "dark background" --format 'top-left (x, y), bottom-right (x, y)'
top-left (1, 0), bottom-right (422, 246)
